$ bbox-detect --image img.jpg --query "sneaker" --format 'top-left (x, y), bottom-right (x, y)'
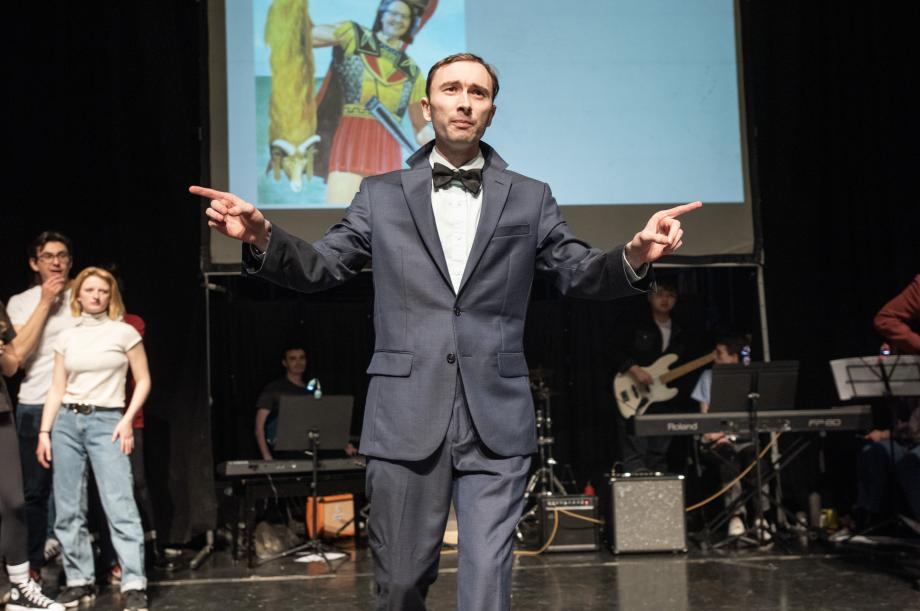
top-left (728, 515), bottom-right (746, 537)
top-left (123, 589), bottom-right (148, 611)
top-left (754, 518), bottom-right (775, 542)
top-left (43, 538), bottom-right (62, 563)
top-left (56, 585), bottom-right (95, 608)
top-left (7, 579), bottom-right (65, 610)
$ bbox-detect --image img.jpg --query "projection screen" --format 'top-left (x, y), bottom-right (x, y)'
top-left (205, 0), bottom-right (754, 267)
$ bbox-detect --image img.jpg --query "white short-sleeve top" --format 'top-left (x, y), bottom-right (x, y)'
top-left (54, 312), bottom-right (142, 408)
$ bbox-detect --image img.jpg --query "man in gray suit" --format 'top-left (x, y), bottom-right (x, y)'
top-left (193, 53), bottom-right (699, 610)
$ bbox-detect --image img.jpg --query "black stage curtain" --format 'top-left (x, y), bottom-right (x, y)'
top-left (741, 1), bottom-right (920, 510)
top-left (3, 2), bottom-right (214, 543)
top-left (744, 1), bottom-right (920, 395)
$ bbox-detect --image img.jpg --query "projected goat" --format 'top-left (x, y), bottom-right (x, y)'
top-left (265, 0), bottom-right (319, 193)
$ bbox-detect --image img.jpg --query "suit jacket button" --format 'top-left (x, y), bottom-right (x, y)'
top-left (453, 307), bottom-right (461, 316)
top-left (446, 353), bottom-right (456, 364)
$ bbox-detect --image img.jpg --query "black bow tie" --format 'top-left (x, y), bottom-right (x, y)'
top-left (432, 162), bottom-right (483, 195)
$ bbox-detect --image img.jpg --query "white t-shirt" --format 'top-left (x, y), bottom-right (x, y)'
top-left (54, 313), bottom-right (143, 408)
top-left (7, 286), bottom-right (78, 404)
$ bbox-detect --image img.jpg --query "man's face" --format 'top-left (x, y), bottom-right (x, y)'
top-left (648, 289), bottom-right (676, 316)
top-left (421, 61), bottom-right (496, 155)
top-left (713, 344), bottom-right (740, 365)
top-left (282, 349), bottom-right (307, 376)
top-left (29, 241), bottom-right (72, 282)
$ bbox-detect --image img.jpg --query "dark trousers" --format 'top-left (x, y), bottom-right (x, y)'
top-left (858, 440), bottom-right (920, 519)
top-left (621, 428), bottom-right (671, 472)
top-left (16, 403), bottom-right (52, 570)
top-left (366, 375), bottom-right (530, 611)
top-left (1, 413), bottom-right (28, 567)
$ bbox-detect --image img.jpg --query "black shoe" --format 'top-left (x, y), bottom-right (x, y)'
top-left (56, 584), bottom-right (95, 608)
top-left (123, 589), bottom-right (148, 611)
top-left (6, 579), bottom-right (65, 610)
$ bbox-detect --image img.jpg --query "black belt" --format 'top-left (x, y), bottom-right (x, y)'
top-left (63, 403), bottom-right (121, 415)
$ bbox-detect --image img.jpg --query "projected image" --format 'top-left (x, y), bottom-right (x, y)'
top-left (253, 0), bottom-right (464, 207)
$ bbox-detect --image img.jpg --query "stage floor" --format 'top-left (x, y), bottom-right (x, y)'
top-left (39, 543), bottom-right (919, 610)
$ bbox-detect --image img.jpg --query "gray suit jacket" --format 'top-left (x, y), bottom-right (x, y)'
top-left (243, 141), bottom-right (651, 460)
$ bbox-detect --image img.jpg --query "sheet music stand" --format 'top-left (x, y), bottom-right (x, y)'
top-left (830, 355), bottom-right (920, 541)
top-left (829, 356), bottom-right (920, 401)
top-left (275, 394), bottom-right (354, 453)
top-left (259, 394), bottom-right (354, 570)
top-left (709, 361), bottom-right (799, 546)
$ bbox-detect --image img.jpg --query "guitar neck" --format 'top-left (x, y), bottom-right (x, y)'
top-left (659, 353), bottom-right (715, 384)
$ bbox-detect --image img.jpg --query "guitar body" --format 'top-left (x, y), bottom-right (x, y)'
top-left (614, 354), bottom-right (679, 419)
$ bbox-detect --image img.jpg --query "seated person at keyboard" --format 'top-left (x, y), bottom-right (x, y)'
top-left (35, 267), bottom-right (150, 611)
top-left (254, 345), bottom-right (357, 460)
top-left (691, 335), bottom-right (767, 537)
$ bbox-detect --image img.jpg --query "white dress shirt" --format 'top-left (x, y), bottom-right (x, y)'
top-left (429, 147), bottom-right (485, 293)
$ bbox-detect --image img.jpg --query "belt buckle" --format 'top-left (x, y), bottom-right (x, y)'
top-left (72, 403), bottom-right (94, 415)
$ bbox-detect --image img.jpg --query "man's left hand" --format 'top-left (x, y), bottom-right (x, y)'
top-left (625, 201), bottom-right (702, 269)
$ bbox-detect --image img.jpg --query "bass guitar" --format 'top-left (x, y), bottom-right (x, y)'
top-left (614, 352), bottom-right (714, 419)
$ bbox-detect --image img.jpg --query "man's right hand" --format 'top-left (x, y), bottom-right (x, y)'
top-left (40, 274), bottom-right (68, 305)
top-left (628, 365), bottom-right (653, 387)
top-left (190, 185), bottom-right (272, 251)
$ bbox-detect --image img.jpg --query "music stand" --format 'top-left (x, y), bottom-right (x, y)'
top-left (259, 394), bottom-right (354, 570)
top-left (830, 356), bottom-right (920, 538)
top-left (829, 356), bottom-right (920, 401)
top-left (710, 362), bottom-right (799, 546)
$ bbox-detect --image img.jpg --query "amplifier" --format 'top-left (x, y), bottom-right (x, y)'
top-left (539, 495), bottom-right (600, 552)
top-left (608, 474), bottom-right (687, 554)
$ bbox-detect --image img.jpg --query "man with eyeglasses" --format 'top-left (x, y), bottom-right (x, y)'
top-left (6, 231), bottom-right (77, 582)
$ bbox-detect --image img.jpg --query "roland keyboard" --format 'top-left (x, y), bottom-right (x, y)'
top-left (631, 405), bottom-right (872, 437)
top-left (216, 457), bottom-right (365, 477)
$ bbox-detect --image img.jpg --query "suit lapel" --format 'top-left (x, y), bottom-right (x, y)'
top-left (457, 170), bottom-right (511, 296)
top-left (401, 167), bottom-right (453, 291)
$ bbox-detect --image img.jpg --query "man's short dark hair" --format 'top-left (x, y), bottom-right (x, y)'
top-left (652, 280), bottom-right (678, 297)
top-left (29, 230), bottom-right (73, 260)
top-left (282, 346), bottom-right (307, 360)
top-left (425, 52), bottom-right (500, 100)
top-left (716, 335), bottom-right (748, 357)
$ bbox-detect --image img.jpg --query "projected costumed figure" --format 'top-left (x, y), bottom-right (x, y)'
top-left (264, 0), bottom-right (321, 195)
top-left (312, 0), bottom-right (437, 203)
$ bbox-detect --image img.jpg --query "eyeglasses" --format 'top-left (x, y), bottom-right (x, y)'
top-left (383, 9), bottom-right (411, 21)
top-left (36, 252), bottom-right (71, 263)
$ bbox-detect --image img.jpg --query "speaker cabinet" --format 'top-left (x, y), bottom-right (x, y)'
top-left (608, 475), bottom-right (687, 553)
top-left (539, 495), bottom-right (600, 552)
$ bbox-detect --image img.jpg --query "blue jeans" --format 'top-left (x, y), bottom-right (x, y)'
top-left (51, 408), bottom-right (146, 592)
top-left (16, 402), bottom-right (53, 570)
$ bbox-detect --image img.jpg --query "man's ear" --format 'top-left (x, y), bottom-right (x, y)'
top-left (485, 104), bottom-right (496, 127)
top-left (28, 258), bottom-right (40, 273)
top-left (420, 97), bottom-right (432, 122)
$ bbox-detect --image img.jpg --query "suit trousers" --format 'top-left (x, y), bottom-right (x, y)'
top-left (366, 374), bottom-right (531, 611)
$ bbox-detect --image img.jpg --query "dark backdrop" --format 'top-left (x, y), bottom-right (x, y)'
top-left (3, 1), bottom-right (918, 541)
